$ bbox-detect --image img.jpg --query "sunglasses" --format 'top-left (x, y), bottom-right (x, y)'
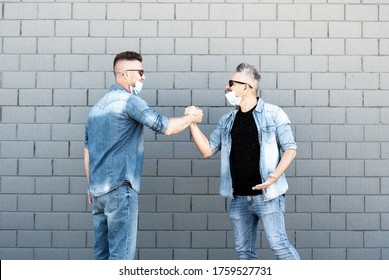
top-left (126, 69), bottom-right (144, 76)
top-left (229, 80), bottom-right (253, 89)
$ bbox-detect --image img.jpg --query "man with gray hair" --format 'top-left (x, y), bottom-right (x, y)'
top-left (187, 63), bottom-right (300, 260)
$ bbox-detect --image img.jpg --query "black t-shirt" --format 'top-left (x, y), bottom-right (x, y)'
top-left (230, 106), bottom-right (262, 196)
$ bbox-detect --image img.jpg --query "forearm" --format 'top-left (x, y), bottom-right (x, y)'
top-left (272, 149), bottom-right (296, 179)
top-left (189, 123), bottom-right (213, 158)
top-left (164, 114), bottom-right (196, 136)
top-left (84, 148), bottom-right (90, 183)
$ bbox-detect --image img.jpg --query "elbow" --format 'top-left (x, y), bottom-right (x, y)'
top-left (202, 150), bottom-right (213, 159)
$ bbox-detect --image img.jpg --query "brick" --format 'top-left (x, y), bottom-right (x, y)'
top-left (4, 3), bottom-right (38, 19)
top-left (19, 89), bottom-right (52, 106)
top-left (192, 231), bottom-right (226, 248)
top-left (244, 4), bottom-right (276, 20)
top-left (193, 21), bottom-right (225, 38)
top-left (72, 38), bottom-right (106, 54)
top-left (142, 4), bottom-right (174, 20)
top-left (329, 22), bottom-right (361, 38)
top-left (176, 38), bottom-right (208, 54)
top-left (330, 231), bottom-right (363, 248)
top-left (278, 39), bottom-right (311, 55)
top-left (366, 160), bottom-right (389, 177)
top-left (53, 159), bottom-right (84, 176)
top-left (73, 3), bottom-right (106, 20)
top-left (56, 20), bottom-right (89, 37)
top-left (329, 56), bottom-right (361, 72)
top-left (0, 176), bottom-right (34, 194)
top-left (139, 213), bottom-right (172, 230)
top-left (53, 89), bottom-right (87, 106)
top-left (346, 39), bottom-right (378, 55)
top-left (347, 143), bottom-right (380, 160)
top-left (364, 56), bottom-right (389, 72)
top-left (347, 213), bottom-right (380, 230)
top-left (295, 125), bottom-right (330, 142)
top-left (0, 55), bottom-right (18, 71)
top-left (210, 38), bottom-right (242, 55)
top-left (22, 20), bottom-right (54, 36)
top-left (278, 73), bottom-right (311, 90)
top-left (18, 231), bottom-right (51, 248)
top-left (0, 195), bottom-right (17, 211)
top-left (331, 195), bottom-right (365, 212)
top-left (365, 232), bottom-right (389, 248)
top-left (244, 38), bottom-right (277, 54)
top-left (0, 248), bottom-right (33, 260)
top-left (363, 22), bottom-right (389, 38)
top-left (174, 177), bottom-right (208, 194)
top-left (18, 124), bottom-right (51, 141)
top-left (107, 4), bottom-right (140, 20)
top-left (0, 231), bottom-right (16, 248)
top-left (1, 107), bottom-right (35, 124)
top-left (19, 159), bottom-right (52, 176)
top-left (157, 231), bottom-right (190, 248)
top-left (159, 21), bottom-right (191, 37)
top-left (348, 249), bottom-right (380, 260)
top-left (347, 108), bottom-right (379, 124)
top-left (313, 143), bottom-right (345, 159)
top-left (20, 55), bottom-right (54, 71)
top-left (142, 38), bottom-right (174, 54)
top-left (35, 141), bottom-right (69, 158)
top-left (157, 159), bottom-right (191, 176)
top-left (278, 4), bottom-right (310, 20)
top-left (1, 141), bottom-right (34, 158)
top-left (261, 21), bottom-right (294, 38)
top-left (38, 3), bottom-right (72, 19)
top-left (193, 159), bottom-right (220, 177)
top-left (0, 123), bottom-right (16, 140)
top-left (144, 142), bottom-right (173, 159)
top-left (52, 231), bottom-right (86, 248)
top-left (313, 177), bottom-right (346, 195)
top-left (346, 73), bottom-right (379, 90)
top-left (0, 20), bottom-right (20, 37)
top-left (210, 4), bottom-right (242, 20)
top-left (36, 177), bottom-right (69, 194)
top-left (0, 213), bottom-right (34, 230)
top-left (158, 56), bottom-right (191, 72)
top-left (176, 4), bottom-right (209, 20)
top-left (312, 4), bottom-right (344, 20)
top-left (90, 20), bottom-right (123, 37)
top-left (69, 213), bottom-right (92, 230)
top-left (295, 22), bottom-right (328, 38)
top-left (296, 231), bottom-right (329, 248)
top-left (312, 213), bottom-right (345, 230)
top-left (124, 21), bottom-right (157, 37)
top-left (331, 160), bottom-right (364, 176)
top-left (0, 89), bottom-right (17, 106)
top-left (364, 91), bottom-right (389, 106)
top-left (192, 195), bottom-right (226, 213)
top-left (71, 72), bottom-right (105, 89)
top-left (2, 72), bottom-right (36, 89)
top-left (346, 4), bottom-right (378, 21)
top-left (35, 249), bottom-right (69, 260)
top-left (157, 195), bottom-right (191, 213)
top-left (330, 125), bottom-right (364, 142)
top-left (330, 90), bottom-right (363, 107)
top-left (175, 73), bottom-right (208, 89)
top-left (261, 56), bottom-right (294, 72)
top-left (296, 90), bottom-right (328, 107)
top-left (174, 213), bottom-right (207, 230)
top-left (296, 195), bottom-right (330, 212)
top-left (227, 21), bottom-right (259, 38)
top-left (37, 72), bottom-right (70, 89)
top-left (312, 39), bottom-right (344, 55)
top-left (35, 213), bottom-right (69, 230)
top-left (38, 38), bottom-right (71, 54)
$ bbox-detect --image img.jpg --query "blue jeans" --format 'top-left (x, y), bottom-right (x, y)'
top-left (92, 182), bottom-right (138, 260)
top-left (229, 195), bottom-right (300, 260)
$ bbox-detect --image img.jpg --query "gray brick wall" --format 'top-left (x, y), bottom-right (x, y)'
top-left (0, 0), bottom-right (388, 260)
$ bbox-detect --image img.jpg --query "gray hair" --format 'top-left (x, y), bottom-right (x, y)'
top-left (235, 63), bottom-right (261, 91)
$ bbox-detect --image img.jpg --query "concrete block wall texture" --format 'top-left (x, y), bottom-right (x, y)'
top-left (0, 0), bottom-right (388, 260)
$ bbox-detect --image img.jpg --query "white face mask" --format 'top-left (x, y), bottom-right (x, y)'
top-left (225, 91), bottom-right (241, 106)
top-left (131, 80), bottom-right (143, 95)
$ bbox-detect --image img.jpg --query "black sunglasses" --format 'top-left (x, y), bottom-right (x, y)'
top-left (229, 80), bottom-right (253, 89)
top-left (126, 69), bottom-right (144, 76)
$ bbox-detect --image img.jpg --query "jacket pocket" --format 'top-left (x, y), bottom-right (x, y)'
top-left (261, 126), bottom-right (276, 144)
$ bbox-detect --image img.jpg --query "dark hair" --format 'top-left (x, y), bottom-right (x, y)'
top-left (113, 51), bottom-right (143, 72)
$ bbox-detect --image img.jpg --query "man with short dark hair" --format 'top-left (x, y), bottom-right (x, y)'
top-left (84, 51), bottom-right (202, 260)
top-left (187, 63), bottom-right (300, 260)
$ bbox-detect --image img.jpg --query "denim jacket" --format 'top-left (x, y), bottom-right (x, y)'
top-left (84, 84), bottom-right (169, 197)
top-left (209, 99), bottom-right (297, 201)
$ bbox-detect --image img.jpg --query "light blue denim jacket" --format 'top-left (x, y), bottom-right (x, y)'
top-left (209, 98), bottom-right (297, 201)
top-left (84, 84), bottom-right (169, 197)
